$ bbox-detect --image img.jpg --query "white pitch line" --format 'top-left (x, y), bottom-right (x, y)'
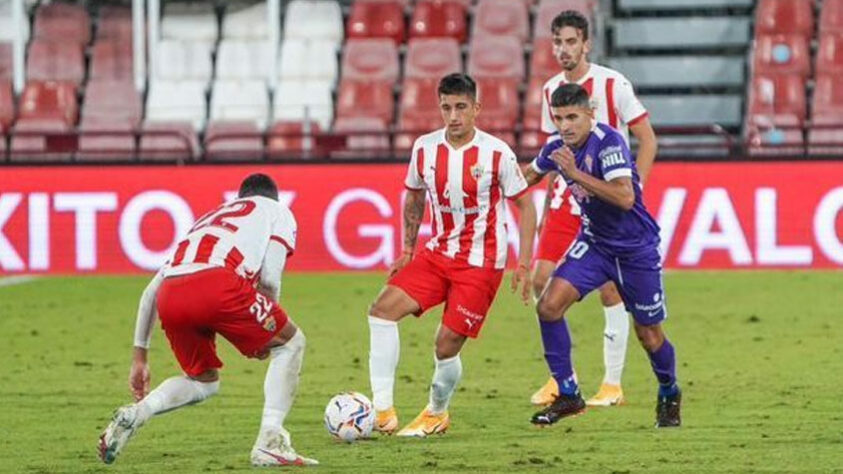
top-left (0, 275), bottom-right (40, 287)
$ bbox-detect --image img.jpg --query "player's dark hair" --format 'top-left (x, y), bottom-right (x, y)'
top-left (437, 73), bottom-right (477, 101)
top-left (238, 173), bottom-right (278, 200)
top-left (551, 10), bottom-right (589, 40)
top-left (550, 83), bottom-right (591, 109)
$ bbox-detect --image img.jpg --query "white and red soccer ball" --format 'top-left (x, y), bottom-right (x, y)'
top-left (323, 392), bottom-right (374, 442)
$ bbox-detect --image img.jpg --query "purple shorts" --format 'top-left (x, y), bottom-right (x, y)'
top-left (553, 239), bottom-right (667, 325)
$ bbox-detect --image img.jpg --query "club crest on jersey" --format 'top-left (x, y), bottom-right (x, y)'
top-left (470, 162), bottom-right (485, 180)
top-left (262, 316), bottom-right (277, 332)
top-left (584, 154), bottom-right (594, 173)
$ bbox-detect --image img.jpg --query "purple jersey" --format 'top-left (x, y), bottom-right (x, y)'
top-left (530, 123), bottom-right (660, 256)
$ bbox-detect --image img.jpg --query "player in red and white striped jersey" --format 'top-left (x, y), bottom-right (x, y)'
top-left (98, 174), bottom-right (317, 468)
top-left (367, 73), bottom-right (537, 437)
top-left (529, 10), bottom-right (659, 408)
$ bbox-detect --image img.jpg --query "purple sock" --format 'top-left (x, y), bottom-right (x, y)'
top-left (539, 318), bottom-right (578, 396)
top-left (648, 338), bottom-right (677, 389)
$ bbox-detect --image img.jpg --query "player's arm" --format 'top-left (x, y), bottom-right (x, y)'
top-left (390, 188), bottom-right (426, 276)
top-left (629, 117), bottom-right (657, 186)
top-left (129, 269), bottom-right (164, 401)
top-left (258, 242), bottom-right (288, 303)
top-left (537, 172), bottom-right (557, 234)
top-left (552, 146), bottom-right (635, 211)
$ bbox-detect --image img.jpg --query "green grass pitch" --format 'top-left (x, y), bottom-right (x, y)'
top-left (0, 271), bottom-right (841, 473)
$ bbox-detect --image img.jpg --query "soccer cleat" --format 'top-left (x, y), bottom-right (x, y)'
top-left (396, 408), bottom-right (450, 437)
top-left (98, 405), bottom-right (144, 464)
top-left (530, 392), bottom-right (586, 426)
top-left (586, 383), bottom-right (625, 407)
top-left (374, 407), bottom-right (399, 434)
top-left (655, 389), bottom-right (682, 428)
top-left (251, 430), bottom-right (319, 467)
top-left (529, 377), bottom-right (559, 406)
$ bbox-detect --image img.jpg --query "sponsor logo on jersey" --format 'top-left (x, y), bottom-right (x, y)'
top-left (584, 154), bottom-right (594, 173)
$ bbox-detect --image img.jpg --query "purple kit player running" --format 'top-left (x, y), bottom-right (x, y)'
top-left (522, 83), bottom-right (680, 428)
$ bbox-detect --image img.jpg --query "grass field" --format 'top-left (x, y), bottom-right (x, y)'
top-left (0, 271), bottom-right (842, 473)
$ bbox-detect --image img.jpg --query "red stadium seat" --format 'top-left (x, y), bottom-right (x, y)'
top-left (139, 122), bottom-right (199, 162)
top-left (396, 77), bottom-right (442, 151)
top-left (204, 121), bottom-right (264, 161)
top-left (346, 0), bottom-right (405, 44)
top-left (811, 74), bottom-right (843, 126)
top-left (82, 80), bottom-right (141, 126)
top-left (10, 118), bottom-right (75, 162)
top-left (472, 0), bottom-right (529, 42)
top-left (756, 0), bottom-right (814, 37)
top-left (336, 80), bottom-right (395, 124)
top-left (468, 36), bottom-right (525, 80)
top-left (77, 116), bottom-right (136, 161)
top-left (0, 80), bottom-right (13, 133)
top-left (267, 121), bottom-right (323, 159)
top-left (409, 0), bottom-right (468, 43)
top-left (475, 79), bottom-right (519, 146)
top-left (331, 117), bottom-right (390, 159)
top-left (530, 38), bottom-right (558, 82)
top-left (18, 81), bottom-right (78, 126)
top-left (534, 0), bottom-right (597, 39)
top-left (26, 40), bottom-right (85, 85)
top-left (96, 5), bottom-right (133, 41)
top-left (405, 38), bottom-right (462, 78)
top-left (753, 34), bottom-right (811, 77)
top-left (747, 127), bottom-right (805, 156)
top-left (816, 33), bottom-right (843, 75)
top-left (0, 42), bottom-right (11, 80)
top-left (33, 2), bottom-right (91, 46)
top-left (341, 39), bottom-right (400, 81)
top-left (820, 0), bottom-right (843, 33)
top-left (90, 40), bottom-right (134, 80)
top-left (747, 74), bottom-right (806, 128)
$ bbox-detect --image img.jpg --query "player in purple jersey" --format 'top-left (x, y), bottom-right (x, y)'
top-left (522, 83), bottom-right (680, 428)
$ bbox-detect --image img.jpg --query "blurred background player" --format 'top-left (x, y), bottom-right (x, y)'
top-left (523, 84), bottom-right (680, 428)
top-left (530, 10), bottom-right (659, 408)
top-left (97, 174), bottom-right (318, 467)
top-left (367, 73), bottom-right (537, 437)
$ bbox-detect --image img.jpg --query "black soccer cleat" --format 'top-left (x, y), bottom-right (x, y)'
top-left (530, 392), bottom-right (586, 426)
top-left (655, 389), bottom-right (682, 428)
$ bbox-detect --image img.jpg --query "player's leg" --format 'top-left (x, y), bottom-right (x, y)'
top-left (589, 281), bottom-right (629, 406)
top-left (368, 250), bottom-right (448, 433)
top-left (529, 258), bottom-right (562, 405)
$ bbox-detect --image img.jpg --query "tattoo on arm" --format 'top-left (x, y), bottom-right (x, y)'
top-left (403, 190), bottom-right (426, 252)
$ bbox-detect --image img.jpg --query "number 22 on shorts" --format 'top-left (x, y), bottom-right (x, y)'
top-left (250, 293), bottom-right (277, 332)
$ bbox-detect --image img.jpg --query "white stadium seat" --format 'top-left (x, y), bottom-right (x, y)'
top-left (216, 39), bottom-right (271, 81)
top-left (278, 39), bottom-right (338, 82)
top-left (283, 0), bottom-right (343, 46)
top-left (210, 80), bottom-right (270, 129)
top-left (161, 2), bottom-right (218, 42)
top-left (146, 79), bottom-right (208, 130)
top-left (273, 79), bottom-right (334, 130)
top-left (223, 2), bottom-right (269, 39)
top-left (155, 39), bottom-right (213, 85)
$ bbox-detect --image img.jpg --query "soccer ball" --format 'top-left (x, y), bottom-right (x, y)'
top-left (323, 391), bottom-right (375, 442)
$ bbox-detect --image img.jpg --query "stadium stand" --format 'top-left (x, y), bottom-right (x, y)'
top-left (346, 0), bottom-right (405, 44)
top-left (409, 0), bottom-right (469, 43)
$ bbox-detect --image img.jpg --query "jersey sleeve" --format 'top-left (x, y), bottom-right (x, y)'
top-left (540, 82), bottom-right (557, 134)
top-left (270, 204), bottom-right (297, 256)
top-left (404, 140), bottom-right (426, 190)
top-left (614, 75), bottom-right (649, 126)
top-left (598, 133), bottom-right (634, 182)
top-left (529, 137), bottom-right (562, 175)
top-left (500, 148), bottom-right (529, 199)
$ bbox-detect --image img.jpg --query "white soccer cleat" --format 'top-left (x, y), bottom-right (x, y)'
top-left (98, 405), bottom-right (143, 464)
top-left (251, 429), bottom-right (319, 467)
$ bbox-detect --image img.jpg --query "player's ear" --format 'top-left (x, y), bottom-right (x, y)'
top-left (583, 37), bottom-right (592, 56)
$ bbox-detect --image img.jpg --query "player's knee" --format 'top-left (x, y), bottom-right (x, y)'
top-left (368, 299), bottom-right (394, 321)
top-left (191, 369), bottom-right (220, 383)
top-left (536, 297), bottom-right (562, 322)
top-left (634, 324), bottom-right (664, 352)
top-left (599, 283), bottom-right (622, 306)
top-left (194, 379), bottom-right (220, 400)
top-left (435, 337), bottom-right (462, 360)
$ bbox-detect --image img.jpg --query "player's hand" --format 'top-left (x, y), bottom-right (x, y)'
top-left (510, 263), bottom-right (532, 305)
top-left (551, 147), bottom-right (578, 179)
top-left (128, 360), bottom-right (150, 402)
top-left (388, 251), bottom-right (413, 278)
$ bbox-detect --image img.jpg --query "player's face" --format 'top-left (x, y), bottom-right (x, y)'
top-left (439, 93), bottom-right (480, 140)
top-left (552, 26), bottom-right (591, 71)
top-left (551, 104), bottom-right (593, 147)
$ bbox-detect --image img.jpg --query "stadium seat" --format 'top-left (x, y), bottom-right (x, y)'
top-left (755, 0), bottom-right (814, 38)
top-left (18, 81), bottom-right (78, 126)
top-left (96, 5), bottom-right (132, 42)
top-left (520, 76), bottom-right (547, 150)
top-left (82, 80), bottom-right (142, 127)
top-left (284, 0), bottom-right (343, 46)
top-left (331, 117), bottom-right (390, 159)
top-left (90, 40), bottom-right (133, 81)
top-left (346, 0), bottom-right (405, 44)
top-left (336, 80), bottom-right (395, 124)
top-left (746, 74), bottom-right (806, 128)
top-left (205, 121), bottom-right (264, 161)
top-left (278, 39), bottom-right (338, 83)
top-left (608, 56), bottom-right (745, 88)
top-left (146, 80), bottom-right (207, 131)
top-left (33, 2), bottom-right (90, 46)
top-left (216, 39), bottom-right (272, 81)
top-left (273, 80), bottom-right (334, 130)
top-left (10, 118), bottom-right (75, 162)
top-left (77, 116), bottom-right (136, 161)
top-left (472, 0), bottom-right (529, 42)
top-left (405, 38), bottom-right (462, 78)
top-left (267, 121), bottom-right (323, 159)
top-left (342, 39), bottom-right (400, 81)
top-left (614, 18), bottom-right (751, 49)
top-left (534, 0), bottom-right (597, 38)
top-left (26, 40), bottom-right (85, 86)
top-left (642, 94), bottom-right (742, 127)
top-left (820, 0), bottom-right (843, 33)
top-left (753, 34), bottom-right (811, 78)
top-left (161, 2), bottom-right (218, 43)
top-left (746, 127), bottom-right (805, 156)
top-left (475, 79), bottom-right (519, 146)
top-left (811, 74), bottom-right (843, 126)
top-left (0, 42), bottom-right (10, 80)
top-left (816, 33), bottom-right (843, 76)
top-left (396, 78), bottom-right (442, 151)
top-left (530, 38), bottom-right (558, 82)
top-left (155, 40), bottom-right (214, 85)
top-left (139, 121), bottom-right (200, 162)
top-left (210, 80), bottom-right (270, 129)
top-left (223, 2), bottom-right (269, 39)
top-left (468, 36), bottom-right (525, 79)
top-left (0, 80), bottom-right (13, 132)
top-left (409, 0), bottom-right (468, 43)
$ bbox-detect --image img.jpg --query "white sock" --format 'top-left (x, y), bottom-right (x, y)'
top-left (602, 303), bottom-right (630, 386)
top-left (428, 354), bottom-right (462, 415)
top-left (136, 376), bottom-right (219, 423)
top-left (368, 315), bottom-right (399, 411)
top-left (258, 329), bottom-right (306, 441)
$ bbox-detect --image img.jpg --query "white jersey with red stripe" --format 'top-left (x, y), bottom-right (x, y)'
top-left (405, 127), bottom-right (529, 269)
top-left (162, 195), bottom-right (297, 281)
top-left (540, 63), bottom-right (648, 144)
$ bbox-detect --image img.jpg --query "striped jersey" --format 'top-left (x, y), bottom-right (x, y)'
top-left (162, 195), bottom-right (297, 281)
top-left (405, 128), bottom-right (529, 269)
